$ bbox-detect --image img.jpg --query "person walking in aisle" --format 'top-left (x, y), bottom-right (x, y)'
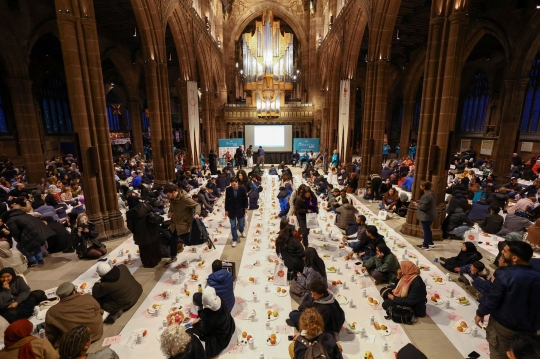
top-left (246, 145), bottom-right (253, 168)
top-left (163, 184), bottom-right (199, 266)
top-left (257, 146), bottom-right (265, 168)
top-left (234, 146), bottom-right (244, 170)
top-left (415, 181), bottom-right (437, 251)
top-left (208, 149), bottom-right (217, 175)
top-left (225, 177), bottom-right (248, 248)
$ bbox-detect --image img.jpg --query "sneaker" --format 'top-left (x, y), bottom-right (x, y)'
top-left (416, 245), bottom-right (429, 251)
top-left (37, 260), bottom-right (44, 265)
top-left (232, 241), bottom-right (237, 248)
top-left (164, 257), bottom-right (177, 267)
top-left (439, 257), bottom-right (447, 261)
top-left (429, 244), bottom-right (435, 248)
top-left (240, 232), bottom-right (245, 238)
top-left (177, 243), bottom-right (185, 253)
top-left (28, 262), bottom-right (37, 268)
top-left (285, 319), bottom-right (295, 327)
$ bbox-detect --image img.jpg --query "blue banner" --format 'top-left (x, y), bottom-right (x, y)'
top-left (218, 138), bottom-right (244, 148)
top-left (293, 138), bottom-right (320, 153)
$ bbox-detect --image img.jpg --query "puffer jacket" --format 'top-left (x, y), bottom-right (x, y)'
top-left (207, 269), bottom-right (235, 313)
top-left (335, 203), bottom-right (357, 230)
top-left (2, 209), bottom-right (56, 253)
top-left (486, 192), bottom-right (508, 211)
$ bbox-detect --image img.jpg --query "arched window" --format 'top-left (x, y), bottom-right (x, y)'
top-left (460, 71), bottom-right (489, 132)
top-left (390, 99), bottom-right (403, 140)
top-left (141, 110), bottom-right (150, 131)
top-left (412, 79), bottom-right (423, 131)
top-left (0, 90), bottom-right (10, 134)
top-left (106, 92), bottom-right (121, 131)
top-left (40, 76), bottom-right (72, 134)
top-left (520, 57), bottom-right (540, 133)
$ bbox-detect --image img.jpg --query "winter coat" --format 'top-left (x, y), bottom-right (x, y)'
top-left (298, 291), bottom-right (345, 334)
top-left (446, 192), bottom-right (470, 215)
top-left (191, 298), bottom-right (235, 358)
top-left (92, 265), bottom-right (142, 313)
top-left (294, 332), bottom-right (343, 359)
top-left (335, 203), bottom-right (356, 230)
top-left (45, 293), bottom-right (104, 346)
top-left (33, 205), bottom-right (59, 222)
top-left (0, 275), bottom-right (30, 309)
top-left (416, 190), bottom-right (437, 222)
top-left (169, 332), bottom-right (207, 359)
top-left (388, 276), bottom-right (427, 317)
top-left (215, 175), bottom-right (229, 191)
top-left (0, 337), bottom-right (59, 359)
top-left (72, 222), bottom-right (102, 259)
top-left (277, 189), bottom-right (292, 213)
top-left (446, 208), bottom-right (474, 232)
top-left (225, 186), bottom-right (248, 219)
top-left (268, 167), bottom-right (278, 175)
top-left (486, 192), bottom-right (508, 211)
top-left (169, 190), bottom-right (199, 235)
top-left (248, 188), bottom-right (260, 210)
top-left (363, 253), bottom-right (401, 283)
top-left (276, 234), bottom-right (305, 275)
top-left (468, 201), bottom-right (490, 222)
top-left (2, 210), bottom-right (56, 253)
top-left (442, 242), bottom-right (483, 271)
top-left (479, 213), bottom-right (504, 234)
top-left (296, 267), bottom-right (322, 290)
top-left (497, 214), bottom-right (533, 236)
top-left (207, 269), bottom-right (235, 313)
top-left (126, 203), bottom-right (159, 246)
top-left (41, 217), bottom-right (72, 253)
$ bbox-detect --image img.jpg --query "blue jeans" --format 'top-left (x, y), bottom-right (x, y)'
top-left (420, 220), bottom-right (434, 247)
top-left (379, 202), bottom-right (396, 211)
top-left (229, 216), bottom-right (245, 242)
top-left (17, 244), bottom-right (43, 265)
top-left (449, 225), bottom-right (472, 238)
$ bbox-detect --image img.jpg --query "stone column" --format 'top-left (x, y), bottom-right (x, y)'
top-left (55, 0), bottom-right (128, 239)
top-left (325, 89), bottom-right (339, 156)
top-left (359, 60), bottom-right (390, 187)
top-left (399, 100), bottom-right (415, 156)
top-left (5, 78), bottom-right (44, 186)
top-left (127, 98), bottom-right (143, 155)
top-left (401, 6), bottom-right (468, 240)
top-left (492, 79), bottom-right (528, 176)
top-left (176, 80), bottom-right (196, 167)
top-left (201, 91), bottom-right (215, 154)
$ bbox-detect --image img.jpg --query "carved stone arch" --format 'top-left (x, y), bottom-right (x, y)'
top-left (129, 0), bottom-right (167, 61)
top-left (168, 9), bottom-right (198, 81)
top-left (227, 2), bottom-right (307, 50)
top-left (26, 20), bottom-right (61, 60)
top-left (0, 28), bottom-right (28, 78)
top-left (367, 0), bottom-right (401, 60)
top-left (336, 1), bottom-right (368, 79)
top-left (101, 48), bottom-right (142, 99)
top-left (403, 49), bottom-right (426, 103)
top-left (507, 11), bottom-right (540, 80)
top-left (462, 19), bottom-right (511, 70)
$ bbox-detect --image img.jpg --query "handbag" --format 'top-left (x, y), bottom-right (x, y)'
top-left (388, 305), bottom-right (415, 325)
top-left (379, 285), bottom-right (395, 300)
top-left (306, 213), bottom-right (318, 229)
top-left (289, 279), bottom-right (308, 298)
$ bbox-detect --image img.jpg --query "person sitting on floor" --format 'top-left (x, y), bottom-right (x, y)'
top-left (468, 199), bottom-right (490, 222)
top-left (335, 198), bottom-right (357, 230)
top-left (0, 318), bottom-right (59, 359)
top-left (0, 268), bottom-right (32, 323)
top-left (446, 207), bottom-right (475, 239)
top-left (479, 206), bottom-right (504, 234)
top-left (497, 213), bottom-right (533, 236)
top-left (276, 221), bottom-right (305, 279)
top-left (206, 260), bottom-right (235, 314)
top-left (381, 261), bottom-right (427, 318)
top-left (507, 196), bottom-right (535, 215)
top-left (58, 325), bottom-right (119, 359)
top-left (379, 187), bottom-right (399, 213)
top-left (361, 243), bottom-right (400, 285)
top-left (190, 287), bottom-right (235, 358)
top-left (72, 214), bottom-right (107, 260)
top-left (455, 260), bottom-right (489, 294)
top-left (160, 323), bottom-right (206, 359)
top-left (291, 308), bottom-right (343, 359)
top-left (347, 225), bottom-right (385, 261)
top-left (248, 186), bottom-right (263, 210)
top-left (291, 248), bottom-right (325, 300)
top-left (45, 282), bottom-right (103, 347)
top-left (91, 263), bottom-right (143, 324)
top-left (341, 215), bottom-right (367, 248)
top-left (439, 242), bottom-right (483, 272)
top-left (288, 278), bottom-right (345, 335)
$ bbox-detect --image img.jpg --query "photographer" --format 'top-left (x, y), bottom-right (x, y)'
top-left (72, 214), bottom-right (107, 259)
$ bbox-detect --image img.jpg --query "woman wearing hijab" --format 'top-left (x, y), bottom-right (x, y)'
top-left (290, 248), bottom-right (325, 301)
top-left (41, 217), bottom-right (72, 254)
top-left (295, 187), bottom-right (318, 247)
top-left (0, 319), bottom-right (59, 359)
top-left (439, 242), bottom-right (482, 272)
top-left (0, 268), bottom-right (32, 323)
top-left (276, 220), bottom-right (305, 279)
top-left (190, 287), bottom-right (235, 358)
top-left (361, 243), bottom-right (400, 284)
top-left (526, 219), bottom-right (540, 247)
top-left (304, 247), bottom-right (326, 279)
top-left (126, 199), bottom-right (162, 268)
top-left (382, 261), bottom-right (427, 317)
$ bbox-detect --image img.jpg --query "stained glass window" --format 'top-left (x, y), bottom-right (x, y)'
top-left (520, 57), bottom-right (540, 133)
top-left (40, 76), bottom-right (72, 134)
top-left (460, 71), bottom-right (489, 132)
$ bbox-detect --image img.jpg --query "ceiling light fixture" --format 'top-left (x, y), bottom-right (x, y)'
top-left (396, 29), bottom-right (400, 40)
top-left (133, 28), bottom-right (137, 37)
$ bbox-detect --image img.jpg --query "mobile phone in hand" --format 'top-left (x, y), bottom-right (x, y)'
top-left (467, 351), bottom-right (480, 358)
top-left (288, 335), bottom-right (294, 341)
top-left (184, 322), bottom-right (193, 330)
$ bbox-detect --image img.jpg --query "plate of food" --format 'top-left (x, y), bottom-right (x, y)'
top-left (267, 275), bottom-right (274, 282)
top-left (330, 280), bottom-right (343, 287)
top-left (336, 294), bottom-right (349, 305)
top-left (189, 274), bottom-right (199, 282)
top-left (203, 246), bottom-right (212, 252)
top-left (196, 260), bottom-right (206, 268)
top-left (327, 266), bottom-right (337, 273)
top-left (432, 277), bottom-right (446, 285)
top-left (429, 294), bottom-right (444, 305)
top-left (168, 306), bottom-right (183, 313)
top-left (374, 322), bottom-right (391, 336)
top-left (366, 297), bottom-right (380, 306)
top-left (161, 290), bottom-right (173, 299)
top-left (166, 311), bottom-right (185, 325)
top-left (418, 265), bottom-right (430, 271)
top-left (319, 244), bottom-right (329, 250)
top-left (322, 254), bottom-right (332, 259)
top-left (274, 287), bottom-right (288, 297)
top-left (396, 243), bottom-right (407, 248)
top-left (238, 332), bottom-right (254, 345)
top-left (347, 322), bottom-right (359, 333)
top-left (453, 321), bottom-right (471, 334)
top-left (147, 304), bottom-right (162, 315)
top-left (407, 253), bottom-right (417, 259)
top-left (455, 296), bottom-right (470, 306)
top-left (179, 289), bottom-right (191, 297)
top-left (266, 333), bottom-right (281, 346)
top-left (265, 310), bottom-right (280, 321)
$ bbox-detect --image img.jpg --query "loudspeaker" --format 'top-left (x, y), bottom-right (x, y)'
top-left (73, 133), bottom-right (84, 173)
top-left (428, 145), bottom-right (439, 172)
top-left (89, 146), bottom-right (100, 175)
top-left (445, 131), bottom-right (455, 170)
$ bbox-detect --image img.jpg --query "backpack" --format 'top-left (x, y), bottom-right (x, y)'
top-left (187, 217), bottom-right (215, 249)
top-left (298, 333), bottom-right (330, 359)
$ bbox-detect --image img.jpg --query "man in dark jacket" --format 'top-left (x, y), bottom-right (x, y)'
top-left (215, 171), bottom-right (229, 193)
top-left (234, 146), bottom-right (243, 170)
top-left (41, 216), bottom-right (73, 253)
top-left (92, 263), bottom-right (143, 323)
top-left (479, 206), bottom-right (504, 234)
top-left (207, 260), bottom-right (235, 313)
top-left (349, 225), bottom-right (385, 261)
top-left (519, 179), bottom-right (540, 198)
top-left (475, 241), bottom-right (540, 359)
top-left (288, 278), bottom-right (345, 334)
top-left (3, 209), bottom-right (57, 266)
top-left (291, 150), bottom-right (300, 167)
top-left (225, 177), bottom-right (248, 248)
top-left (468, 199), bottom-right (490, 222)
top-left (447, 207), bottom-right (474, 239)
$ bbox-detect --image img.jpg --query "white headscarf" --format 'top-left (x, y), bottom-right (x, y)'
top-left (202, 286), bottom-right (221, 311)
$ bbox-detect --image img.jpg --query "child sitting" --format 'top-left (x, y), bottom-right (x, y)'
top-left (455, 260), bottom-right (489, 295)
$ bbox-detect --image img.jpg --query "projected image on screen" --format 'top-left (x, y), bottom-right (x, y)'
top-left (254, 125), bottom-right (285, 147)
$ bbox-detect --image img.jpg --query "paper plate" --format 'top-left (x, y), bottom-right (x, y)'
top-left (326, 267), bottom-right (337, 273)
top-left (336, 294), bottom-right (349, 305)
top-left (376, 327), bottom-right (391, 336)
top-left (454, 297), bottom-right (471, 306)
top-left (429, 297), bottom-right (444, 305)
top-left (418, 265), bottom-right (430, 271)
top-left (347, 324), bottom-right (359, 334)
top-left (265, 333), bottom-right (281, 346)
top-left (264, 312), bottom-right (280, 321)
top-left (453, 321), bottom-right (472, 334)
top-left (432, 278), bottom-right (446, 285)
top-left (147, 304), bottom-right (162, 314)
top-left (273, 289), bottom-right (288, 297)
top-left (366, 297), bottom-right (380, 306)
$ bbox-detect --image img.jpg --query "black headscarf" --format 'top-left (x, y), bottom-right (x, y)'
top-left (0, 267), bottom-right (16, 282)
top-left (463, 242), bottom-right (477, 252)
top-left (193, 292), bottom-right (203, 307)
top-left (304, 247), bottom-right (326, 279)
top-left (127, 196), bottom-right (141, 209)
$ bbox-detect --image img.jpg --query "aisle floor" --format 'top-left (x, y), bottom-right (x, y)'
top-left (24, 166), bottom-right (496, 358)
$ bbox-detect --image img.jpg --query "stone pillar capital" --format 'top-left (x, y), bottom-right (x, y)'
top-left (145, 60), bottom-right (158, 69)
